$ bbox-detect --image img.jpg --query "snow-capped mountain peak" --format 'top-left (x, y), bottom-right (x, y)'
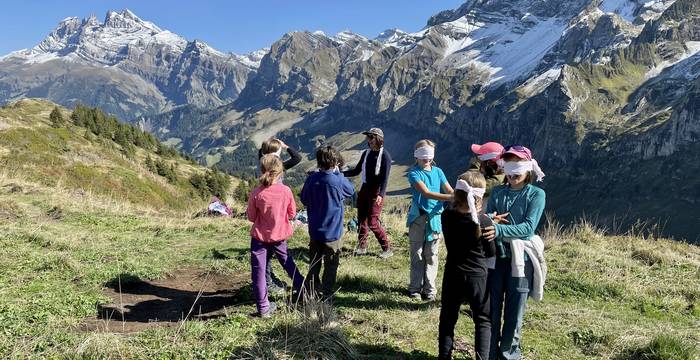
top-left (374, 28), bottom-right (407, 44)
top-left (7, 9), bottom-right (191, 65)
top-left (104, 9), bottom-right (162, 33)
top-left (333, 30), bottom-right (368, 45)
top-left (235, 48), bottom-right (270, 68)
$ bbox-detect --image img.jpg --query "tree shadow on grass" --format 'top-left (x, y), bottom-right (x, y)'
top-left (98, 272), bottom-right (251, 324)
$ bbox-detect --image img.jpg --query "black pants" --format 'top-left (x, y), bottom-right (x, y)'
top-left (305, 240), bottom-right (341, 297)
top-left (438, 266), bottom-right (491, 360)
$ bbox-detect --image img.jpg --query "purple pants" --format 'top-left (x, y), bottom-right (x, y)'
top-left (250, 238), bottom-right (303, 314)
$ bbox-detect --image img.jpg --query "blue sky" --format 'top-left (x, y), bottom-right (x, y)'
top-left (0, 1), bottom-right (464, 55)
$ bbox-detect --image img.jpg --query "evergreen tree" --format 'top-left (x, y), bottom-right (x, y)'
top-left (49, 107), bottom-right (64, 128)
top-left (189, 173), bottom-right (209, 198)
top-left (205, 168), bottom-right (231, 199)
top-left (145, 156), bottom-right (157, 173)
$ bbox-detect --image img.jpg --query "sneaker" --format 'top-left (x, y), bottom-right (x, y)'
top-left (354, 247), bottom-right (368, 255)
top-left (422, 293), bottom-right (436, 301)
top-left (408, 292), bottom-right (422, 300)
top-left (378, 249), bottom-right (394, 259)
top-left (259, 302), bottom-right (277, 318)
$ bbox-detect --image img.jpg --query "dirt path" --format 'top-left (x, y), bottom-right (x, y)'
top-left (82, 268), bottom-right (249, 333)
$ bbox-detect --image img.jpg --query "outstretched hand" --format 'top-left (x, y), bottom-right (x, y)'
top-left (492, 212), bottom-right (510, 224)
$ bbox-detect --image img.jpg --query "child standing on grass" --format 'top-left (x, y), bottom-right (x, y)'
top-left (406, 139), bottom-right (454, 301)
top-left (438, 171), bottom-right (491, 360)
top-left (258, 137), bottom-right (302, 295)
top-left (482, 145), bottom-right (546, 360)
top-left (301, 145), bottom-right (355, 298)
top-left (247, 154), bottom-right (304, 317)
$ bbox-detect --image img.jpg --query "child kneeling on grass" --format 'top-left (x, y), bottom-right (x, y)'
top-left (438, 171), bottom-right (492, 360)
top-left (247, 154), bottom-right (304, 317)
top-left (301, 145), bottom-right (355, 299)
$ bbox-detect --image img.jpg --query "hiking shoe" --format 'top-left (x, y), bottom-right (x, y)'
top-left (354, 247), bottom-right (368, 255)
top-left (259, 302), bottom-right (277, 318)
top-left (378, 249), bottom-right (394, 259)
top-left (408, 292), bottom-right (422, 300)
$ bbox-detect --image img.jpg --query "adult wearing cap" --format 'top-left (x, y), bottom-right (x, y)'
top-left (343, 127), bottom-right (393, 259)
top-left (482, 145), bottom-right (546, 360)
top-left (469, 142), bottom-right (505, 202)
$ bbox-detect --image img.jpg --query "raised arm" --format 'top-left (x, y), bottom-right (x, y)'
top-left (340, 174), bottom-right (356, 199)
top-left (342, 151), bottom-right (365, 178)
top-left (283, 146), bottom-right (302, 170)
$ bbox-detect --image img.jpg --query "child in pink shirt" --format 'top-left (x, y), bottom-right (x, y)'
top-left (247, 155), bottom-right (303, 317)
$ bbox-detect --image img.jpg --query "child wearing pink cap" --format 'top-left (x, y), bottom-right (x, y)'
top-left (482, 145), bottom-right (545, 360)
top-left (469, 142), bottom-right (505, 202)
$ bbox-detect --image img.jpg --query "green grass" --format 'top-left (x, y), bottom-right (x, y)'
top-left (1, 100), bottom-right (699, 359)
top-left (1, 174), bottom-right (699, 359)
top-left (0, 99), bottom-right (219, 211)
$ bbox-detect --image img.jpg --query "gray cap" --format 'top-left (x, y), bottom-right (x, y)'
top-left (362, 127), bottom-right (384, 138)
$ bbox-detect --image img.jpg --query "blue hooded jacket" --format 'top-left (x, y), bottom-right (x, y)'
top-left (301, 170), bottom-right (355, 242)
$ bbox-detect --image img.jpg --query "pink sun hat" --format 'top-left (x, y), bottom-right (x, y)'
top-left (502, 145), bottom-right (532, 160)
top-left (471, 142), bottom-right (504, 160)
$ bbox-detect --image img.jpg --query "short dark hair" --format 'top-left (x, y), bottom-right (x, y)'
top-left (316, 145), bottom-right (340, 170)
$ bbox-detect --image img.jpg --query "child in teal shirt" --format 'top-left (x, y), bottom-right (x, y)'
top-left (406, 139), bottom-right (454, 301)
top-left (483, 145), bottom-right (545, 360)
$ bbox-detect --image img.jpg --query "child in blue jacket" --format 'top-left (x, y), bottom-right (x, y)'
top-left (301, 145), bottom-right (355, 298)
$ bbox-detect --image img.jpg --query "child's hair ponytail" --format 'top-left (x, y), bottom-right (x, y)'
top-left (259, 154), bottom-right (284, 187)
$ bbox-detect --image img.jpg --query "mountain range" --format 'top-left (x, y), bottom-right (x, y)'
top-left (0, 9), bottom-right (264, 121)
top-left (0, 1), bottom-right (698, 241)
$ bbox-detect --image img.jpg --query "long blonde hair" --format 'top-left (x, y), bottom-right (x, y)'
top-left (259, 154), bottom-right (283, 187)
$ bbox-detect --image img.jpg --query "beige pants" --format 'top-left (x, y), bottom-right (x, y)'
top-left (408, 214), bottom-right (441, 296)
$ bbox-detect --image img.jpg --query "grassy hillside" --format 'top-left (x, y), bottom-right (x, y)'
top-left (0, 162), bottom-right (698, 359)
top-left (0, 99), bottom-right (697, 358)
top-left (0, 99), bottom-right (233, 211)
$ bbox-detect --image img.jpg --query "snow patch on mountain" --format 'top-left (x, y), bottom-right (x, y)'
top-left (599, 0), bottom-right (639, 22)
top-left (437, 14), bottom-right (567, 84)
top-left (646, 41), bottom-right (700, 79)
top-left (375, 29), bottom-right (408, 44)
top-left (518, 67), bottom-right (563, 97)
top-left (333, 30), bottom-right (369, 45)
top-left (235, 48), bottom-right (269, 68)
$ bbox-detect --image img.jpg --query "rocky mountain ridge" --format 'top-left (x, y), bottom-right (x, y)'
top-left (0, 9), bottom-right (264, 121)
top-left (0, 2), bottom-right (698, 240)
top-left (154, 0), bottom-right (697, 240)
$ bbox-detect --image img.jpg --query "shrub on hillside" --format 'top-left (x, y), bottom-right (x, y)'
top-left (155, 160), bottom-right (178, 183)
top-left (49, 107), bottom-right (64, 128)
top-left (70, 104), bottom-right (160, 153)
top-left (217, 139), bottom-right (259, 178)
top-left (233, 175), bottom-right (257, 204)
top-left (189, 169), bottom-right (230, 199)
